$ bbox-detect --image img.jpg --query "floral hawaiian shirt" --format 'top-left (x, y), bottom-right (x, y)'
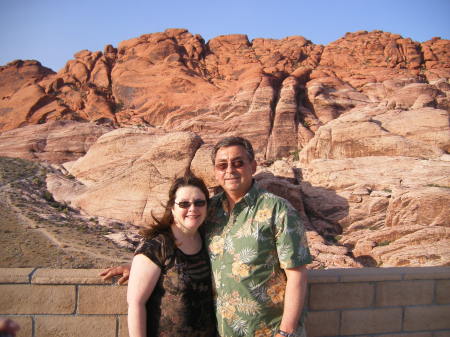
top-left (203, 181), bottom-right (312, 337)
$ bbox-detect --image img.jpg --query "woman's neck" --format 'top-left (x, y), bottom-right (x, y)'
top-left (170, 225), bottom-right (202, 254)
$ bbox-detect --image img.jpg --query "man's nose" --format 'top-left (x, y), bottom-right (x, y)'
top-left (225, 162), bottom-right (236, 173)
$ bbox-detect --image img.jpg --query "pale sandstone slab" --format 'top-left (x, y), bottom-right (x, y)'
top-left (300, 156), bottom-right (450, 267)
top-left (0, 121), bottom-right (112, 164)
top-left (385, 187), bottom-right (450, 227)
top-left (190, 143), bottom-right (216, 188)
top-left (45, 173), bottom-right (88, 205)
top-left (301, 157), bottom-right (450, 192)
top-left (0, 284), bottom-right (75, 314)
top-left (375, 108), bottom-right (450, 153)
top-left (299, 107), bottom-right (445, 165)
top-left (65, 129), bottom-right (202, 226)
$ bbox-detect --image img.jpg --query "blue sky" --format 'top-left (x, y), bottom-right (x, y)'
top-left (1, 0), bottom-right (449, 71)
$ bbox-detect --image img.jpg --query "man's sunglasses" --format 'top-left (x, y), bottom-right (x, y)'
top-left (214, 159), bottom-right (246, 171)
top-left (175, 200), bottom-right (207, 208)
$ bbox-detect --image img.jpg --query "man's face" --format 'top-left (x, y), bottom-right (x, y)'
top-left (214, 145), bottom-right (256, 198)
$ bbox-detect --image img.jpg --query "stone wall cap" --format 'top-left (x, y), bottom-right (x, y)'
top-left (401, 266), bottom-right (450, 280)
top-left (3, 266), bottom-right (449, 285)
top-left (307, 268), bottom-right (340, 283)
top-left (0, 268), bottom-right (35, 283)
top-left (308, 266), bottom-right (450, 283)
top-left (338, 267), bottom-right (403, 282)
top-left (31, 268), bottom-right (116, 285)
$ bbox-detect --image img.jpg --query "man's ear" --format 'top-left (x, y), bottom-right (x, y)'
top-left (251, 160), bottom-right (257, 174)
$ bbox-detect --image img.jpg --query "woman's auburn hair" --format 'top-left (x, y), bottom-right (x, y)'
top-left (139, 171), bottom-right (209, 241)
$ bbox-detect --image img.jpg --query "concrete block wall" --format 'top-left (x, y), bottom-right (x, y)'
top-left (0, 267), bottom-right (449, 337)
top-left (306, 267), bottom-right (450, 337)
top-left (0, 269), bottom-right (128, 337)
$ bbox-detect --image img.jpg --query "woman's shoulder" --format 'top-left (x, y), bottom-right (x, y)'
top-left (135, 232), bottom-right (176, 264)
top-left (145, 231), bottom-right (171, 244)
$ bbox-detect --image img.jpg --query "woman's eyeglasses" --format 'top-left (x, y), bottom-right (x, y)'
top-left (175, 200), bottom-right (207, 208)
top-left (214, 159), bottom-right (245, 171)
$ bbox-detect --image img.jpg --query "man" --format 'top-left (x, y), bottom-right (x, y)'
top-left (101, 136), bottom-right (312, 337)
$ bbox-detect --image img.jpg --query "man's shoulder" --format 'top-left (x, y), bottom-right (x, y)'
top-left (210, 192), bottom-right (223, 202)
top-left (254, 185), bottom-right (293, 209)
top-left (210, 192), bottom-right (224, 211)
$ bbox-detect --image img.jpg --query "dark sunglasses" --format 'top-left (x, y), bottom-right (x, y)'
top-left (214, 159), bottom-right (246, 171)
top-left (175, 200), bottom-right (207, 208)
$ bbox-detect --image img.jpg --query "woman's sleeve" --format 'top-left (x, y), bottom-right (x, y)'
top-left (134, 237), bottom-right (166, 270)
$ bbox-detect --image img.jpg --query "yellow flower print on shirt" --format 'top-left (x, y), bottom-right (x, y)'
top-left (220, 301), bottom-right (237, 320)
top-left (254, 324), bottom-right (273, 337)
top-left (267, 282), bottom-right (285, 304)
top-left (210, 235), bottom-right (225, 255)
top-left (254, 208), bottom-right (272, 222)
top-left (266, 272), bottom-right (286, 305)
top-left (232, 260), bottom-right (250, 278)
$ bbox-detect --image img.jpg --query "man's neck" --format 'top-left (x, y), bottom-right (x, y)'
top-left (224, 191), bottom-right (245, 212)
top-left (222, 181), bottom-right (254, 212)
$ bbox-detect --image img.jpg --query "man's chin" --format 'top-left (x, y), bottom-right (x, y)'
top-left (224, 182), bottom-right (241, 190)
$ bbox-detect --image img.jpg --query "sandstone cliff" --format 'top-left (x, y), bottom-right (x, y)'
top-left (1, 29), bottom-right (449, 269)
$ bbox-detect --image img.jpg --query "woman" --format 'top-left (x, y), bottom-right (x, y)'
top-left (127, 173), bottom-right (216, 337)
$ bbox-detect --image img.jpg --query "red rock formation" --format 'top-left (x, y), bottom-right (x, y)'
top-left (0, 120), bottom-right (112, 163)
top-left (1, 29), bottom-right (449, 268)
top-left (64, 128), bottom-right (202, 225)
top-left (2, 29), bottom-right (448, 160)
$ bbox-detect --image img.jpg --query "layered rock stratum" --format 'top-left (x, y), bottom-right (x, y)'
top-left (1, 29), bottom-right (449, 268)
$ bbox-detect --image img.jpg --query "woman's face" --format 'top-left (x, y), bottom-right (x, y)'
top-left (171, 186), bottom-right (207, 234)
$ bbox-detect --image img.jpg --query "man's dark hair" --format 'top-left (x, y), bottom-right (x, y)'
top-left (211, 136), bottom-right (255, 163)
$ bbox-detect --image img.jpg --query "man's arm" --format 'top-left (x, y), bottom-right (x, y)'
top-left (276, 265), bottom-right (308, 336)
top-left (99, 264), bottom-right (131, 284)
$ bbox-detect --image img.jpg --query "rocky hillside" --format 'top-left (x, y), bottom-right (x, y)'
top-left (0, 29), bottom-right (449, 268)
top-left (0, 157), bottom-right (135, 268)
